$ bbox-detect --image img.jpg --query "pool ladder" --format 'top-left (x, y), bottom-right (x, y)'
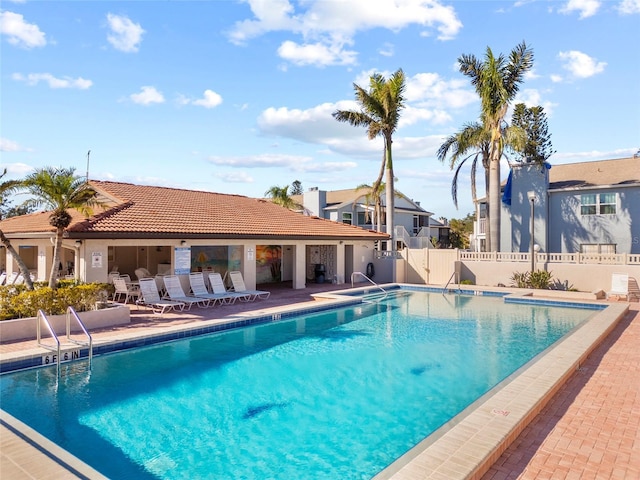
top-left (37, 306), bottom-right (93, 377)
top-left (351, 272), bottom-right (388, 302)
top-left (442, 271), bottom-right (461, 295)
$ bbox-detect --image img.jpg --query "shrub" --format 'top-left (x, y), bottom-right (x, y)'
top-left (510, 270), bottom-right (553, 289)
top-left (460, 279), bottom-right (474, 285)
top-left (0, 283), bottom-right (112, 320)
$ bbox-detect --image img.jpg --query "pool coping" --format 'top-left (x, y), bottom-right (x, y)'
top-left (0, 285), bottom-right (629, 479)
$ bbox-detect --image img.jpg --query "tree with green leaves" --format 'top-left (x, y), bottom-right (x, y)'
top-left (290, 180), bottom-right (303, 196)
top-left (510, 103), bottom-right (555, 164)
top-left (264, 185), bottom-right (301, 210)
top-left (333, 69), bottom-right (406, 247)
top-left (448, 213), bottom-right (475, 250)
top-left (458, 41), bottom-right (534, 251)
top-left (0, 169), bottom-right (34, 290)
top-left (21, 167), bottom-right (102, 288)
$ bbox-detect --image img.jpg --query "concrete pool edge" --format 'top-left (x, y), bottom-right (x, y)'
top-left (374, 301), bottom-right (629, 480)
top-left (0, 409), bottom-right (108, 479)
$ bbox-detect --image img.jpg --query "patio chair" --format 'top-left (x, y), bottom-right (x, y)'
top-left (628, 277), bottom-right (640, 302)
top-left (162, 275), bottom-right (211, 309)
top-left (137, 277), bottom-right (185, 315)
top-left (228, 271), bottom-right (270, 301)
top-left (113, 277), bottom-right (140, 304)
top-left (607, 273), bottom-right (629, 301)
top-left (0, 272), bottom-right (6, 286)
top-left (188, 272), bottom-right (232, 306)
top-left (208, 272), bottom-right (251, 304)
top-left (6, 272), bottom-right (19, 285)
top-left (135, 267), bottom-right (152, 281)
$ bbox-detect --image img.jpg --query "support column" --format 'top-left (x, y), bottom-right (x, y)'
top-left (292, 243), bottom-right (306, 289)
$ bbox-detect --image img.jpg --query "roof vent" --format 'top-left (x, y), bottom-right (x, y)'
top-left (309, 187), bottom-right (318, 191)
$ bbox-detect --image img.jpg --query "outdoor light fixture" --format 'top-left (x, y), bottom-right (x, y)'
top-left (180, 240), bottom-right (187, 246)
top-left (75, 240), bottom-right (82, 247)
top-left (527, 191), bottom-right (536, 273)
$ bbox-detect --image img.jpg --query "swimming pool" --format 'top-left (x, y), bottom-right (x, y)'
top-left (0, 290), bottom-right (602, 479)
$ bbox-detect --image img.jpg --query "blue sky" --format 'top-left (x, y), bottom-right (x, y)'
top-left (1, 0), bottom-right (638, 220)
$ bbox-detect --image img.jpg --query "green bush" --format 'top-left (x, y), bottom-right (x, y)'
top-left (460, 279), bottom-right (474, 285)
top-left (0, 283), bottom-right (112, 320)
top-left (510, 270), bottom-right (553, 289)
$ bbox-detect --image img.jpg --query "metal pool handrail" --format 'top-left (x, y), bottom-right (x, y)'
top-left (36, 309), bottom-right (61, 377)
top-left (351, 272), bottom-right (388, 301)
top-left (66, 306), bottom-right (93, 371)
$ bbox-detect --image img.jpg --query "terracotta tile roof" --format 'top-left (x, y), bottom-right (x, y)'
top-left (1, 181), bottom-right (390, 240)
top-left (549, 156), bottom-right (640, 190)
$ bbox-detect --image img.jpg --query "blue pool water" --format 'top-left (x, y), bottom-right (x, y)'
top-left (0, 291), bottom-right (598, 479)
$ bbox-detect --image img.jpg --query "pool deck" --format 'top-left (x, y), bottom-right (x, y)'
top-left (1, 283), bottom-right (638, 479)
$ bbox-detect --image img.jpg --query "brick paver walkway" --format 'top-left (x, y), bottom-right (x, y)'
top-left (482, 303), bottom-right (640, 480)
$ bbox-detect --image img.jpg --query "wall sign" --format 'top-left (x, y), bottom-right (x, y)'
top-left (174, 247), bottom-right (191, 275)
top-left (91, 252), bottom-right (102, 268)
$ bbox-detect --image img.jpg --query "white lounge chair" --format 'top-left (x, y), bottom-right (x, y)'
top-left (607, 273), bottom-right (629, 301)
top-left (208, 272), bottom-right (251, 304)
top-left (113, 277), bottom-right (140, 304)
top-left (6, 272), bottom-right (19, 285)
top-left (163, 275), bottom-right (211, 309)
top-left (188, 272), bottom-right (230, 306)
top-left (137, 278), bottom-right (185, 314)
top-left (228, 271), bottom-right (270, 301)
top-left (0, 272), bottom-right (6, 286)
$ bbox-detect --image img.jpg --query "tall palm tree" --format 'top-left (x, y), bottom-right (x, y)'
top-left (333, 69), bottom-right (406, 249)
top-left (0, 169), bottom-right (34, 290)
top-left (21, 167), bottom-right (102, 288)
top-left (458, 41), bottom-right (534, 251)
top-left (264, 185), bottom-right (301, 210)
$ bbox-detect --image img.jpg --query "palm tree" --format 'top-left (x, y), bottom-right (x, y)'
top-left (21, 167), bottom-right (102, 288)
top-left (458, 41), bottom-right (534, 251)
top-left (0, 169), bottom-right (34, 290)
top-left (333, 69), bottom-right (406, 249)
top-left (264, 185), bottom-right (301, 210)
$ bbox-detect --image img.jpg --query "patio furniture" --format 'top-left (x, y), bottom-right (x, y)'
top-left (607, 273), bottom-right (629, 301)
top-left (208, 273), bottom-right (251, 304)
top-left (189, 272), bottom-right (233, 306)
top-left (137, 277), bottom-right (185, 314)
top-left (162, 275), bottom-right (211, 309)
top-left (113, 277), bottom-right (140, 304)
top-left (228, 271), bottom-right (270, 301)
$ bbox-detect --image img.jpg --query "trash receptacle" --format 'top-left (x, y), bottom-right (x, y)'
top-left (314, 264), bottom-right (326, 283)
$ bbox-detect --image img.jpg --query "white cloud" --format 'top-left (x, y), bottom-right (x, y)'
top-left (277, 40), bottom-right (358, 66)
top-left (558, 50), bottom-right (606, 78)
top-left (215, 171), bottom-right (254, 183)
top-left (1, 162), bottom-right (34, 175)
top-left (378, 42), bottom-right (394, 57)
top-left (193, 89), bottom-right (223, 108)
top-left (12, 72), bottom-right (92, 89)
top-left (516, 89), bottom-right (557, 116)
top-left (228, 0), bottom-right (462, 67)
top-left (208, 153), bottom-right (357, 174)
top-left (559, 0), bottom-right (601, 18)
top-left (209, 154), bottom-right (313, 168)
top-left (0, 11), bottom-right (46, 48)
top-left (618, 0), bottom-right (640, 14)
top-left (405, 73), bottom-right (476, 109)
top-left (130, 86), bottom-right (165, 105)
top-left (0, 137), bottom-right (22, 152)
top-left (106, 13), bottom-right (144, 52)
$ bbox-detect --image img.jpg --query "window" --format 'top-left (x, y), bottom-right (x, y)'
top-left (581, 193), bottom-right (616, 215)
top-left (341, 212), bottom-right (352, 225)
top-left (357, 212), bottom-right (372, 226)
top-left (599, 193), bottom-right (616, 214)
top-left (580, 194), bottom-right (596, 215)
top-left (580, 244), bottom-right (616, 254)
